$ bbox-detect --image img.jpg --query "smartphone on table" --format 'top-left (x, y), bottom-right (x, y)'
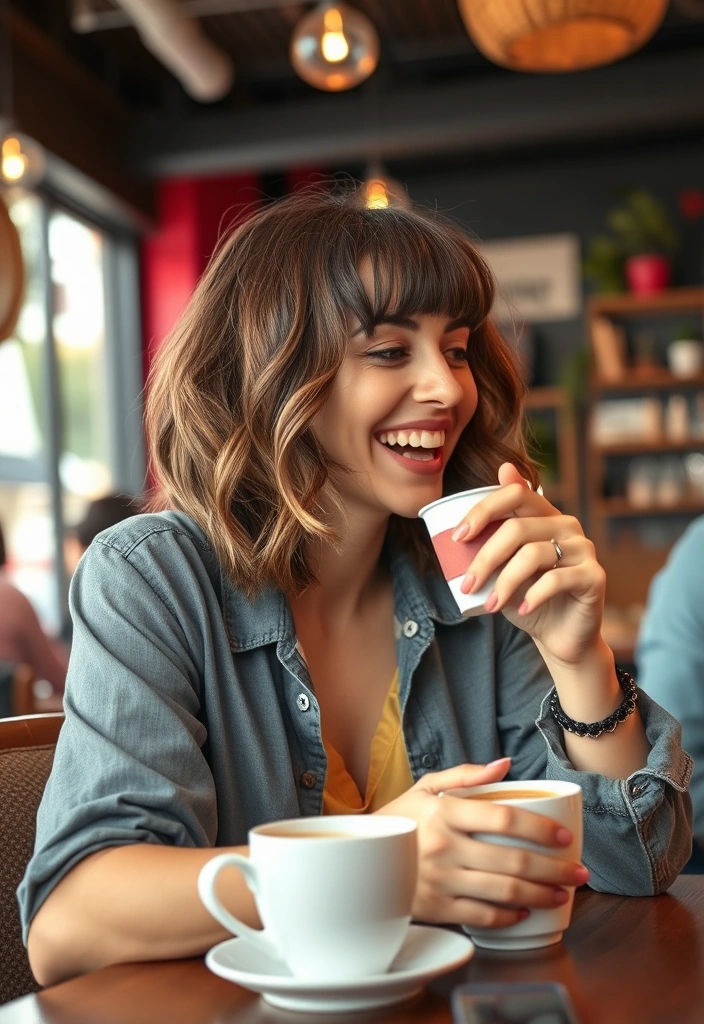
top-left (452, 981), bottom-right (581, 1024)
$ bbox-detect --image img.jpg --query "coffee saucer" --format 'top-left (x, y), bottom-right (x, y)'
top-left (205, 924), bottom-right (474, 1013)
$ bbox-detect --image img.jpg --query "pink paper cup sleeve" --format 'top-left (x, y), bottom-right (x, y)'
top-left (430, 519), bottom-right (506, 582)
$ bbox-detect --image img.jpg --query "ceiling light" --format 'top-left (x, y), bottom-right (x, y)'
top-left (361, 164), bottom-right (409, 210)
top-left (458, 0), bottom-right (668, 73)
top-left (0, 133), bottom-right (46, 189)
top-left (291, 2), bottom-right (379, 92)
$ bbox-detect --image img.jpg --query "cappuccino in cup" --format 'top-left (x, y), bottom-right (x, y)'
top-left (198, 815), bottom-right (418, 981)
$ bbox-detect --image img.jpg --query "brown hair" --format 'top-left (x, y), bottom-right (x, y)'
top-left (146, 185), bottom-right (538, 597)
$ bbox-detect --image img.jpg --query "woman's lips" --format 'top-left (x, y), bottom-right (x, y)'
top-left (375, 437), bottom-right (444, 475)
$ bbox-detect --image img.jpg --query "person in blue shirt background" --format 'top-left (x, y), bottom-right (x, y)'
top-left (637, 515), bottom-right (704, 872)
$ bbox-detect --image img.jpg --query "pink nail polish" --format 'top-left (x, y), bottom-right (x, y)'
top-left (518, 600), bottom-right (529, 615)
top-left (484, 591), bottom-right (498, 612)
top-left (518, 909), bottom-right (531, 920)
top-left (556, 828), bottom-right (573, 846)
top-left (452, 523), bottom-right (470, 542)
top-left (460, 572), bottom-right (476, 594)
top-left (553, 889), bottom-right (569, 906)
top-left (574, 866), bottom-right (590, 884)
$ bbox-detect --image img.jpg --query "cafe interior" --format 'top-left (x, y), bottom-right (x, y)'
top-left (1, 1), bottom-right (704, 1021)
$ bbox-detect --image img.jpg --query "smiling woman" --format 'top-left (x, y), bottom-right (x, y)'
top-left (19, 184), bottom-right (692, 988)
top-left (146, 188), bottom-right (537, 595)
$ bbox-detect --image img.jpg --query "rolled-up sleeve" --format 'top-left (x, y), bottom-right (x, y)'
top-left (496, 619), bottom-right (693, 896)
top-left (17, 533), bottom-right (218, 943)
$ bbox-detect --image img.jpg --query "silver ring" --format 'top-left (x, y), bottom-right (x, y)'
top-left (550, 538), bottom-right (563, 569)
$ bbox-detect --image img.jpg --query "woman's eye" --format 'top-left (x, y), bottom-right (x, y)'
top-left (446, 347), bottom-right (470, 363)
top-left (367, 348), bottom-right (407, 362)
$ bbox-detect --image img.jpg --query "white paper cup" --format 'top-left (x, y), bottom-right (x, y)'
top-left (443, 780), bottom-right (583, 950)
top-left (419, 487), bottom-right (510, 617)
top-left (198, 815), bottom-right (418, 981)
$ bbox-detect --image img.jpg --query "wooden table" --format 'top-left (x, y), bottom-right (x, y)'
top-left (2, 877), bottom-right (702, 1024)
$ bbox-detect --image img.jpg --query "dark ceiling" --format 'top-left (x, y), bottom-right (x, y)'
top-left (6, 1), bottom-right (704, 227)
top-left (12, 0), bottom-right (704, 114)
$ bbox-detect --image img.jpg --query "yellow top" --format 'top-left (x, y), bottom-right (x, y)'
top-left (322, 668), bottom-right (414, 814)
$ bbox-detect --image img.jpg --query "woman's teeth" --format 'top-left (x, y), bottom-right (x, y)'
top-left (376, 428), bottom-right (444, 463)
top-left (378, 429), bottom-right (445, 448)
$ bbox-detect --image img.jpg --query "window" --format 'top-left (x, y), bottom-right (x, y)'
top-left (0, 189), bottom-right (144, 635)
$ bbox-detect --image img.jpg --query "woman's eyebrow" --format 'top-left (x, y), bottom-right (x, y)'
top-left (350, 314), bottom-right (419, 338)
top-left (444, 317), bottom-right (472, 333)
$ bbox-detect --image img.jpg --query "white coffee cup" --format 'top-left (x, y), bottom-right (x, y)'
top-left (443, 780), bottom-right (583, 950)
top-left (419, 486), bottom-right (510, 617)
top-left (198, 815), bottom-right (418, 981)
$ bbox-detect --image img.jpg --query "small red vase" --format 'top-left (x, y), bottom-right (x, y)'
top-left (625, 254), bottom-right (671, 295)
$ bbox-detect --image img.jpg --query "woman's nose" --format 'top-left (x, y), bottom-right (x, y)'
top-left (412, 355), bottom-right (465, 406)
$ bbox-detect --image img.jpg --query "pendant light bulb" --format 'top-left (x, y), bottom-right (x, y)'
top-left (321, 8), bottom-right (349, 63)
top-left (291, 3), bottom-right (379, 92)
top-left (0, 133), bottom-right (46, 189)
top-left (361, 164), bottom-right (410, 210)
top-left (1, 137), bottom-right (26, 183)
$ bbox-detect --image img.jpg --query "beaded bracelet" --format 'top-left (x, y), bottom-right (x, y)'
top-left (549, 666), bottom-right (638, 739)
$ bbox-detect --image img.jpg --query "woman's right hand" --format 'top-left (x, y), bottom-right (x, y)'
top-left (377, 758), bottom-right (589, 929)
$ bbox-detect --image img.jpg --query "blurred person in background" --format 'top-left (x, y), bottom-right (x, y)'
top-left (637, 515), bottom-right (704, 873)
top-left (0, 519), bottom-right (68, 695)
top-left (64, 494), bottom-right (144, 579)
top-left (61, 494), bottom-right (143, 646)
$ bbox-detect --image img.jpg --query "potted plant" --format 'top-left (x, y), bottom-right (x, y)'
top-left (610, 190), bottom-right (679, 294)
top-left (584, 189), bottom-right (680, 296)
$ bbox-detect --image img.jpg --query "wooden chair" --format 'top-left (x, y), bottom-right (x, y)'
top-left (0, 713), bottom-right (64, 1005)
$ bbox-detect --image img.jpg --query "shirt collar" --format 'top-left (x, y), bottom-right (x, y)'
top-left (221, 528), bottom-right (466, 653)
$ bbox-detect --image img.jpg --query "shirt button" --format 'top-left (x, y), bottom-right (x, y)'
top-left (630, 783), bottom-right (645, 797)
top-left (300, 771), bottom-right (318, 789)
top-left (403, 620), bottom-right (419, 638)
top-left (296, 693), bottom-right (310, 712)
top-left (421, 753), bottom-right (437, 770)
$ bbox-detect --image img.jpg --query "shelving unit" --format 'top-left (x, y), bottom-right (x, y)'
top-left (524, 386), bottom-right (579, 516)
top-left (585, 289), bottom-right (704, 658)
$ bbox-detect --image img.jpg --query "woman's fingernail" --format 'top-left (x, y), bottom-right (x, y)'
top-left (486, 757), bottom-right (512, 768)
top-left (553, 889), bottom-right (570, 906)
top-left (518, 909), bottom-right (531, 920)
top-left (484, 591), bottom-right (498, 612)
top-left (452, 523), bottom-right (470, 542)
top-left (460, 572), bottom-right (476, 594)
top-left (556, 828), bottom-right (573, 846)
top-left (518, 600), bottom-right (529, 615)
top-left (574, 866), bottom-right (590, 884)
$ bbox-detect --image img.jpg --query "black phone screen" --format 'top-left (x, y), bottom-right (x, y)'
top-left (453, 983), bottom-right (580, 1024)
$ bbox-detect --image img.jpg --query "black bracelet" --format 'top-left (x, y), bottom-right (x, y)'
top-left (549, 666), bottom-right (638, 739)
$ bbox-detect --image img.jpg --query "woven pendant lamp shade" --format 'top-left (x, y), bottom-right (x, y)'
top-left (458, 0), bottom-right (669, 73)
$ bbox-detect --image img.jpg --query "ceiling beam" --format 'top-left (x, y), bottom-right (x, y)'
top-left (130, 47), bottom-right (704, 177)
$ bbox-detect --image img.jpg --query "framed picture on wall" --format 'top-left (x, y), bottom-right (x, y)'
top-left (480, 233), bottom-right (581, 324)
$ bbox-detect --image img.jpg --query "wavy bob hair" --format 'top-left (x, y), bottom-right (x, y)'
top-left (146, 185), bottom-right (538, 597)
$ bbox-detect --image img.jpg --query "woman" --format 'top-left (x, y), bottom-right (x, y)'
top-left (20, 187), bottom-right (692, 985)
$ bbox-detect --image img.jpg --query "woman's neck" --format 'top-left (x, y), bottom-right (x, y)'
top-left (292, 513), bottom-right (391, 633)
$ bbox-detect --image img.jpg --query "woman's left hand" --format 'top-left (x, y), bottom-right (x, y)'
top-left (453, 463), bottom-right (606, 666)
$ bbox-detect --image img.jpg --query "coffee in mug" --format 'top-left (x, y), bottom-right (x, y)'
top-left (465, 788), bottom-right (559, 801)
top-left (443, 780), bottom-right (583, 951)
top-left (198, 815), bottom-right (418, 981)
top-left (419, 487), bottom-right (513, 616)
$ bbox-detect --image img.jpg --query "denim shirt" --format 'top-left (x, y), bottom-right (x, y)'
top-left (19, 511), bottom-right (693, 940)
